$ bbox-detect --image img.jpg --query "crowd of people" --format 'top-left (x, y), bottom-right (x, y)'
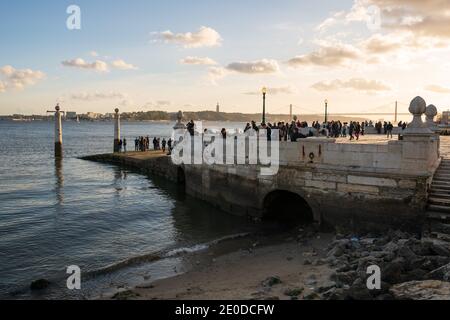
top-left (115, 118), bottom-right (409, 153)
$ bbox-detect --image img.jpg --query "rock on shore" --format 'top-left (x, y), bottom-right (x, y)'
top-left (320, 230), bottom-right (450, 300)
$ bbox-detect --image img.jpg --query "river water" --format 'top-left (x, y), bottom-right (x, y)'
top-left (0, 120), bottom-right (258, 299)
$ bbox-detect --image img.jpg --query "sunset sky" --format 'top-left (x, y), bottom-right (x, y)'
top-left (1, 0), bottom-right (450, 119)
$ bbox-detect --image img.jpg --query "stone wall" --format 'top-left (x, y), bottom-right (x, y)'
top-left (183, 127), bottom-right (440, 232)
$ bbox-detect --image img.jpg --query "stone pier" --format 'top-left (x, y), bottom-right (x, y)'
top-left (83, 97), bottom-right (442, 232)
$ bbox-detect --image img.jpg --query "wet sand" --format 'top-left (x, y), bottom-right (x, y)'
top-left (109, 230), bottom-right (337, 300)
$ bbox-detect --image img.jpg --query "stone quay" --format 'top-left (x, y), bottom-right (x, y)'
top-left (83, 97), bottom-right (443, 233)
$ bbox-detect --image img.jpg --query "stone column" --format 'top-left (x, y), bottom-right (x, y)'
top-left (426, 104), bottom-right (440, 155)
top-left (54, 105), bottom-right (63, 158)
top-left (425, 105), bottom-right (438, 130)
top-left (173, 110), bottom-right (185, 130)
top-left (402, 96), bottom-right (439, 173)
top-left (113, 108), bottom-right (121, 153)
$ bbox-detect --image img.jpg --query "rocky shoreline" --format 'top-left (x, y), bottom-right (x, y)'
top-left (316, 228), bottom-right (450, 300)
top-left (105, 223), bottom-right (450, 301)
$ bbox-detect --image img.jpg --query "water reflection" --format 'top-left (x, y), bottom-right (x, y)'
top-left (113, 166), bottom-right (127, 194)
top-left (145, 173), bottom-right (254, 244)
top-left (54, 157), bottom-right (64, 205)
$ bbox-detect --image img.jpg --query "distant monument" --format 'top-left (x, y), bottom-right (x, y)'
top-left (173, 110), bottom-right (185, 130)
top-left (216, 103), bottom-right (220, 113)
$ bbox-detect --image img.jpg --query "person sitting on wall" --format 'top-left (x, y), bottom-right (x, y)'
top-left (290, 127), bottom-right (307, 141)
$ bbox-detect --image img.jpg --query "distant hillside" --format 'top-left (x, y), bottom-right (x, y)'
top-left (121, 110), bottom-right (368, 123)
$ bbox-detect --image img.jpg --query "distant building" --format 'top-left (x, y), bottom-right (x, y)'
top-left (216, 103), bottom-right (220, 113)
top-left (86, 112), bottom-right (101, 119)
top-left (66, 111), bottom-right (77, 119)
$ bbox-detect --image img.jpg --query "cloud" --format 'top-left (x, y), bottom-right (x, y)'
top-left (90, 51), bottom-right (99, 57)
top-left (316, 11), bottom-right (346, 32)
top-left (425, 84), bottom-right (450, 94)
top-left (62, 58), bottom-right (109, 72)
top-left (225, 59), bottom-right (280, 74)
top-left (142, 100), bottom-right (172, 110)
top-left (111, 59), bottom-right (138, 70)
top-left (154, 26), bottom-right (222, 48)
top-left (180, 56), bottom-right (217, 65)
top-left (0, 65), bottom-right (46, 92)
top-left (70, 91), bottom-right (127, 101)
top-left (207, 66), bottom-right (230, 84)
top-left (362, 33), bottom-right (400, 54)
top-left (312, 78), bottom-right (391, 92)
top-left (287, 44), bottom-right (361, 67)
top-left (244, 86), bottom-right (297, 95)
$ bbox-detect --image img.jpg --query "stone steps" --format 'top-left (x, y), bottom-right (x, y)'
top-left (427, 159), bottom-right (450, 241)
top-left (430, 184), bottom-right (450, 191)
top-left (430, 221), bottom-right (450, 233)
top-left (428, 204), bottom-right (450, 213)
top-left (429, 197), bottom-right (450, 206)
top-left (430, 192), bottom-right (450, 199)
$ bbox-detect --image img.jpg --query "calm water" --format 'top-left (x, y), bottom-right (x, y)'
top-left (0, 120), bottom-right (256, 299)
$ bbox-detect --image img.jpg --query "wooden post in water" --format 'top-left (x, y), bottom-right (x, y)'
top-left (113, 108), bottom-right (121, 153)
top-left (47, 104), bottom-right (64, 158)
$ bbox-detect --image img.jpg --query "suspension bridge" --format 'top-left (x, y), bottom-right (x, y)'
top-left (266, 101), bottom-right (411, 122)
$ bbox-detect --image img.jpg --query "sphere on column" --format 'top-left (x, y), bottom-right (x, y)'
top-left (409, 96), bottom-right (426, 116)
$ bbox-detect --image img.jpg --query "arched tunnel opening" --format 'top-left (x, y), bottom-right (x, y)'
top-left (263, 190), bottom-right (314, 227)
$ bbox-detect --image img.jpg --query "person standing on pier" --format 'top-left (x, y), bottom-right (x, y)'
top-left (355, 122), bottom-right (361, 140)
top-left (386, 122), bottom-right (394, 139)
top-left (123, 138), bottom-right (127, 153)
top-left (135, 137), bottom-right (139, 151)
top-left (162, 138), bottom-right (167, 153)
top-left (349, 122), bottom-right (355, 141)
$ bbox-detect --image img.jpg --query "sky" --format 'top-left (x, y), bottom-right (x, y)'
top-left (1, 0), bottom-right (450, 119)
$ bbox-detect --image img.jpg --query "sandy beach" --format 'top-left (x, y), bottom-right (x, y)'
top-left (109, 228), bottom-right (337, 300)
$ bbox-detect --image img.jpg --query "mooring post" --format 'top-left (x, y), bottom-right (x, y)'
top-left (113, 108), bottom-right (121, 153)
top-left (47, 104), bottom-right (64, 158)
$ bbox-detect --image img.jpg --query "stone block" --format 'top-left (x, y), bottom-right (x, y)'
top-left (305, 180), bottom-right (337, 190)
top-left (398, 179), bottom-right (417, 189)
top-left (337, 183), bottom-right (379, 194)
top-left (377, 145), bottom-right (389, 153)
top-left (348, 175), bottom-right (397, 187)
top-left (313, 172), bottom-right (347, 183)
top-left (361, 144), bottom-right (378, 153)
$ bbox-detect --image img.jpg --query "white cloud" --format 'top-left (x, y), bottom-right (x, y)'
top-left (207, 66), bottom-right (230, 84)
top-left (0, 65), bottom-right (46, 92)
top-left (180, 56), bottom-right (217, 65)
top-left (225, 59), bottom-right (280, 74)
top-left (316, 11), bottom-right (347, 32)
top-left (142, 100), bottom-right (172, 110)
top-left (111, 59), bottom-right (138, 70)
top-left (312, 78), bottom-right (391, 92)
top-left (154, 26), bottom-right (222, 48)
top-left (244, 86), bottom-right (297, 95)
top-left (425, 84), bottom-right (450, 94)
top-left (62, 58), bottom-right (109, 72)
top-left (90, 51), bottom-right (99, 57)
top-left (287, 44), bottom-right (361, 67)
top-left (70, 91), bottom-right (127, 101)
